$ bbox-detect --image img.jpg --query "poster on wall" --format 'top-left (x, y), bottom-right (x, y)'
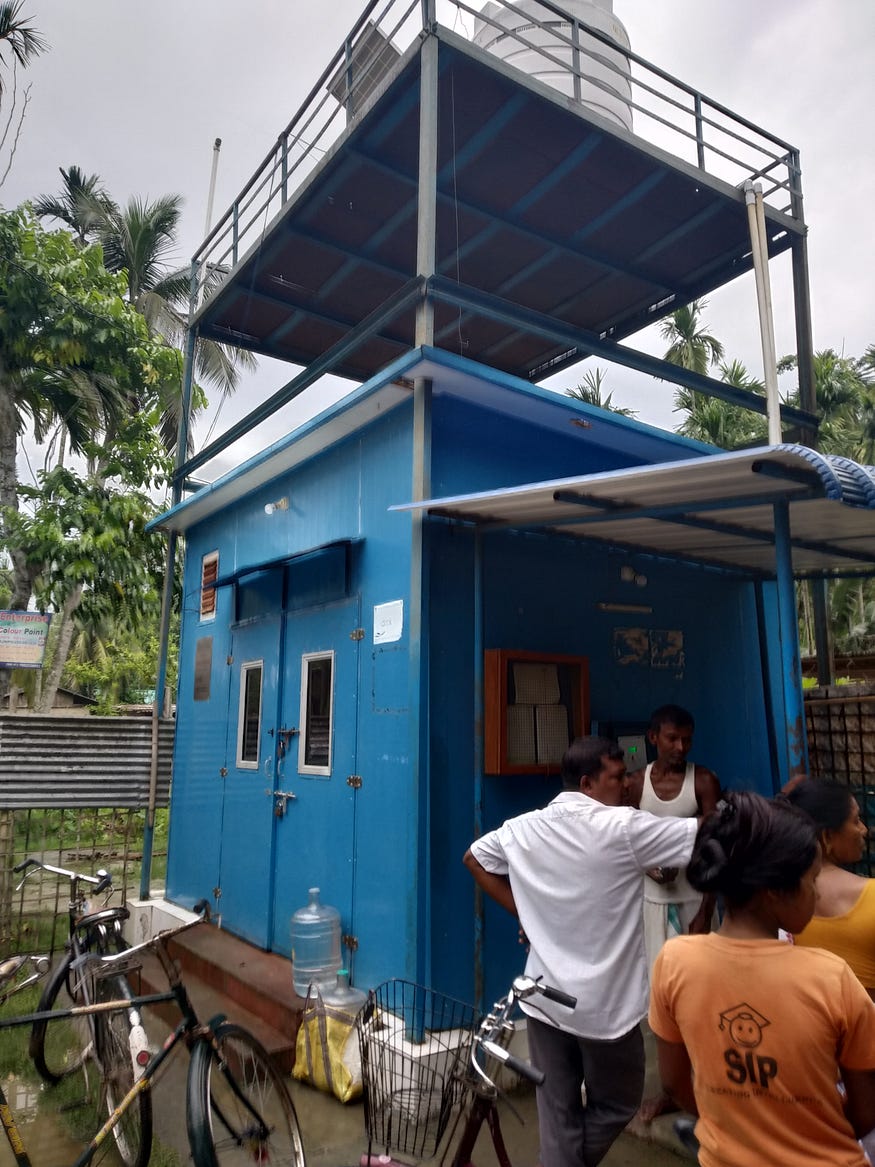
top-left (373, 599), bottom-right (403, 644)
top-left (0, 611), bottom-right (52, 669)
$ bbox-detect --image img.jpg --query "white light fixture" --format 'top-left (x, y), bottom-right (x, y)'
top-left (264, 497), bottom-right (289, 516)
top-left (619, 565), bottom-right (636, 582)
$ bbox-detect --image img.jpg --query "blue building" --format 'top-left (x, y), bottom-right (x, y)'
top-left (151, 1), bottom-right (875, 1003)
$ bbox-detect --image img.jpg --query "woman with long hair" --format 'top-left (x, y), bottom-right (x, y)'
top-left (785, 778), bottom-right (875, 997)
top-left (649, 791), bottom-right (875, 1166)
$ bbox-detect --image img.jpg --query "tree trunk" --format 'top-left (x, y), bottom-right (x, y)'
top-left (35, 585), bottom-right (83, 713)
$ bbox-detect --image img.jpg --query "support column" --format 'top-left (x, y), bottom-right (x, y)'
top-left (142, 293), bottom-right (199, 900)
top-left (789, 156), bottom-right (833, 687)
top-left (472, 530), bottom-right (485, 1012)
top-left (773, 501), bottom-right (809, 779)
top-left (410, 26), bottom-right (438, 984)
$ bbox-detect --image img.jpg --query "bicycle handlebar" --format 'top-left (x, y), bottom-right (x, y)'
top-left (538, 983), bottom-right (577, 1008)
top-left (468, 974), bottom-right (577, 1096)
top-left (480, 1039), bottom-right (546, 1087)
top-left (13, 857), bottom-right (113, 892)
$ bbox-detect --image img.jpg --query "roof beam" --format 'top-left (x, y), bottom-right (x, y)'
top-left (427, 275), bottom-right (817, 430)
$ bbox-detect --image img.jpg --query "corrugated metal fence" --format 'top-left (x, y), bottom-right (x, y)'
top-left (0, 714), bottom-right (173, 808)
top-left (0, 715), bottom-right (175, 955)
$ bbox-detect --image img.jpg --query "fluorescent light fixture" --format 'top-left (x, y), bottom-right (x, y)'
top-left (596, 602), bottom-right (653, 614)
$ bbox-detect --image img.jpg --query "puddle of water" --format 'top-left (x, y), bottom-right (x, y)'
top-left (0, 1072), bottom-right (123, 1167)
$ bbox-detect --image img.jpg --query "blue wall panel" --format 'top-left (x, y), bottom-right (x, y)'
top-left (427, 524), bottom-right (772, 1007)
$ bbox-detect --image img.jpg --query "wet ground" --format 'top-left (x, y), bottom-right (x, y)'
top-left (1, 1018), bottom-right (690, 1167)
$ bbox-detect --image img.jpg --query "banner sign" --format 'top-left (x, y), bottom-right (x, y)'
top-left (0, 611), bottom-right (52, 669)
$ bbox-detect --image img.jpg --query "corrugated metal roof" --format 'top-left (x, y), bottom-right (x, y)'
top-left (391, 445), bottom-right (875, 580)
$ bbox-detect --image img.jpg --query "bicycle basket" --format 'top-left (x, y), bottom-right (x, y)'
top-left (357, 980), bottom-right (477, 1159)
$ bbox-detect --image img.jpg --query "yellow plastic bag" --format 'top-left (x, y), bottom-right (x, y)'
top-left (293, 985), bottom-right (362, 1103)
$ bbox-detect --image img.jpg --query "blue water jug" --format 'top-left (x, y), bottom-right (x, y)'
top-left (291, 887), bottom-right (342, 997)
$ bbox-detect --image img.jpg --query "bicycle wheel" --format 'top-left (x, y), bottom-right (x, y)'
top-left (187, 1022), bottom-right (306, 1167)
top-left (94, 973), bottom-right (153, 1167)
top-left (29, 952), bottom-right (91, 1083)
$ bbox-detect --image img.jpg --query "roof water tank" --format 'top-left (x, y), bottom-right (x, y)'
top-left (472, 0), bottom-right (633, 132)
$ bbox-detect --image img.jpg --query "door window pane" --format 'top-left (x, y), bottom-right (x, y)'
top-left (237, 662), bottom-right (263, 768)
top-left (298, 653), bottom-right (334, 776)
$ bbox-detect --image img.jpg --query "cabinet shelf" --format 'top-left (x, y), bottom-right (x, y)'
top-left (484, 650), bottom-right (590, 775)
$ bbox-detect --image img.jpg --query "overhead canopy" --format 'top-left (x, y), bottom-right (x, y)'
top-left (392, 446), bottom-right (875, 580)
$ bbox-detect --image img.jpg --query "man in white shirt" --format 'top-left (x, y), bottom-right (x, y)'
top-left (463, 736), bottom-right (697, 1167)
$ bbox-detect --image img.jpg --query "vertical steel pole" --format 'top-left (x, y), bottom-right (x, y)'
top-left (472, 530), bottom-right (485, 1012)
top-left (789, 200), bottom-right (833, 685)
top-left (142, 275), bottom-right (200, 900)
top-left (773, 501), bottom-right (809, 780)
top-left (410, 27), bottom-right (438, 985)
top-left (694, 94), bottom-right (705, 170)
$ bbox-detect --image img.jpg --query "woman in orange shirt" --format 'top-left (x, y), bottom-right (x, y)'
top-left (649, 792), bottom-right (875, 1167)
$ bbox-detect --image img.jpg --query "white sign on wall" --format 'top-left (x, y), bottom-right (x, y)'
top-left (373, 600), bottom-right (403, 644)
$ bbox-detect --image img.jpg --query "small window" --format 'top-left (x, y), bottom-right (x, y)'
top-left (200, 551), bottom-right (219, 620)
top-left (237, 662), bottom-right (263, 768)
top-left (298, 652), bottom-right (334, 776)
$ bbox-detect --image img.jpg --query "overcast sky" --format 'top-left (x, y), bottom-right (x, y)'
top-left (4, 0), bottom-right (873, 487)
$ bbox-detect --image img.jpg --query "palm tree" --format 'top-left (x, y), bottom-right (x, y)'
top-left (0, 1), bottom-right (46, 98)
top-left (36, 172), bottom-right (256, 451)
top-left (673, 360), bottom-right (769, 449)
top-left (32, 165), bottom-right (112, 244)
top-left (566, 368), bottom-right (638, 417)
top-left (659, 299), bottom-right (724, 376)
top-left (95, 193), bottom-right (256, 449)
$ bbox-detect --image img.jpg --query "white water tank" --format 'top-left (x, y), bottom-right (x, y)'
top-left (473, 0), bottom-right (633, 132)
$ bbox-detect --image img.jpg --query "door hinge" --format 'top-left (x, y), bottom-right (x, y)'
top-left (219, 767), bottom-right (228, 778)
top-left (347, 774), bottom-right (362, 789)
top-left (342, 933), bottom-right (359, 952)
top-left (213, 887), bottom-right (222, 900)
top-left (226, 655), bottom-right (233, 665)
top-left (350, 627), bottom-right (365, 641)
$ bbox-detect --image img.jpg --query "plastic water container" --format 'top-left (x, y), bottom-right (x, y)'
top-left (323, 968), bottom-right (367, 1015)
top-left (291, 887), bottom-right (341, 997)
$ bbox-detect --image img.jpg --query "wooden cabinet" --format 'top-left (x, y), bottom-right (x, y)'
top-left (484, 650), bottom-right (590, 775)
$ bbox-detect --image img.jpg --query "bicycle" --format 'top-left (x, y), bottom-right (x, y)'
top-left (0, 902), bottom-right (306, 1167)
top-left (357, 974), bottom-right (575, 1167)
top-left (13, 856), bottom-right (150, 1167)
top-left (0, 951), bottom-right (51, 1005)
top-left (448, 974), bottom-right (576, 1167)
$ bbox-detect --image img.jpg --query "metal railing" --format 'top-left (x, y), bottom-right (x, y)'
top-left (191, 0), bottom-right (802, 314)
top-left (805, 691), bottom-right (875, 877)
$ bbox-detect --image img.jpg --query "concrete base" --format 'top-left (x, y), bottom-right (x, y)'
top-left (122, 893), bottom-right (198, 946)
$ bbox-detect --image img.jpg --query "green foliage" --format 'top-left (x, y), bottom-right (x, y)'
top-left (659, 299), bottom-right (725, 377)
top-left (566, 367), bottom-right (638, 417)
top-left (66, 633), bottom-right (179, 711)
top-left (674, 359), bottom-right (769, 448)
top-left (7, 464), bottom-right (166, 606)
top-left (0, 1), bottom-right (47, 97)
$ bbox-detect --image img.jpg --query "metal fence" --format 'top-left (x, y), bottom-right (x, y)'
top-left (805, 690), bottom-right (875, 876)
top-left (0, 805), bottom-right (168, 958)
top-left (0, 714), bottom-right (174, 956)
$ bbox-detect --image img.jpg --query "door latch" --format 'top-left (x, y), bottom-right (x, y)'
top-left (268, 789), bottom-right (298, 818)
top-left (276, 727), bottom-right (299, 757)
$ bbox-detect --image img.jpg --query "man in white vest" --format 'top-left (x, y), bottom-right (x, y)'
top-left (626, 703), bottom-right (720, 1122)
